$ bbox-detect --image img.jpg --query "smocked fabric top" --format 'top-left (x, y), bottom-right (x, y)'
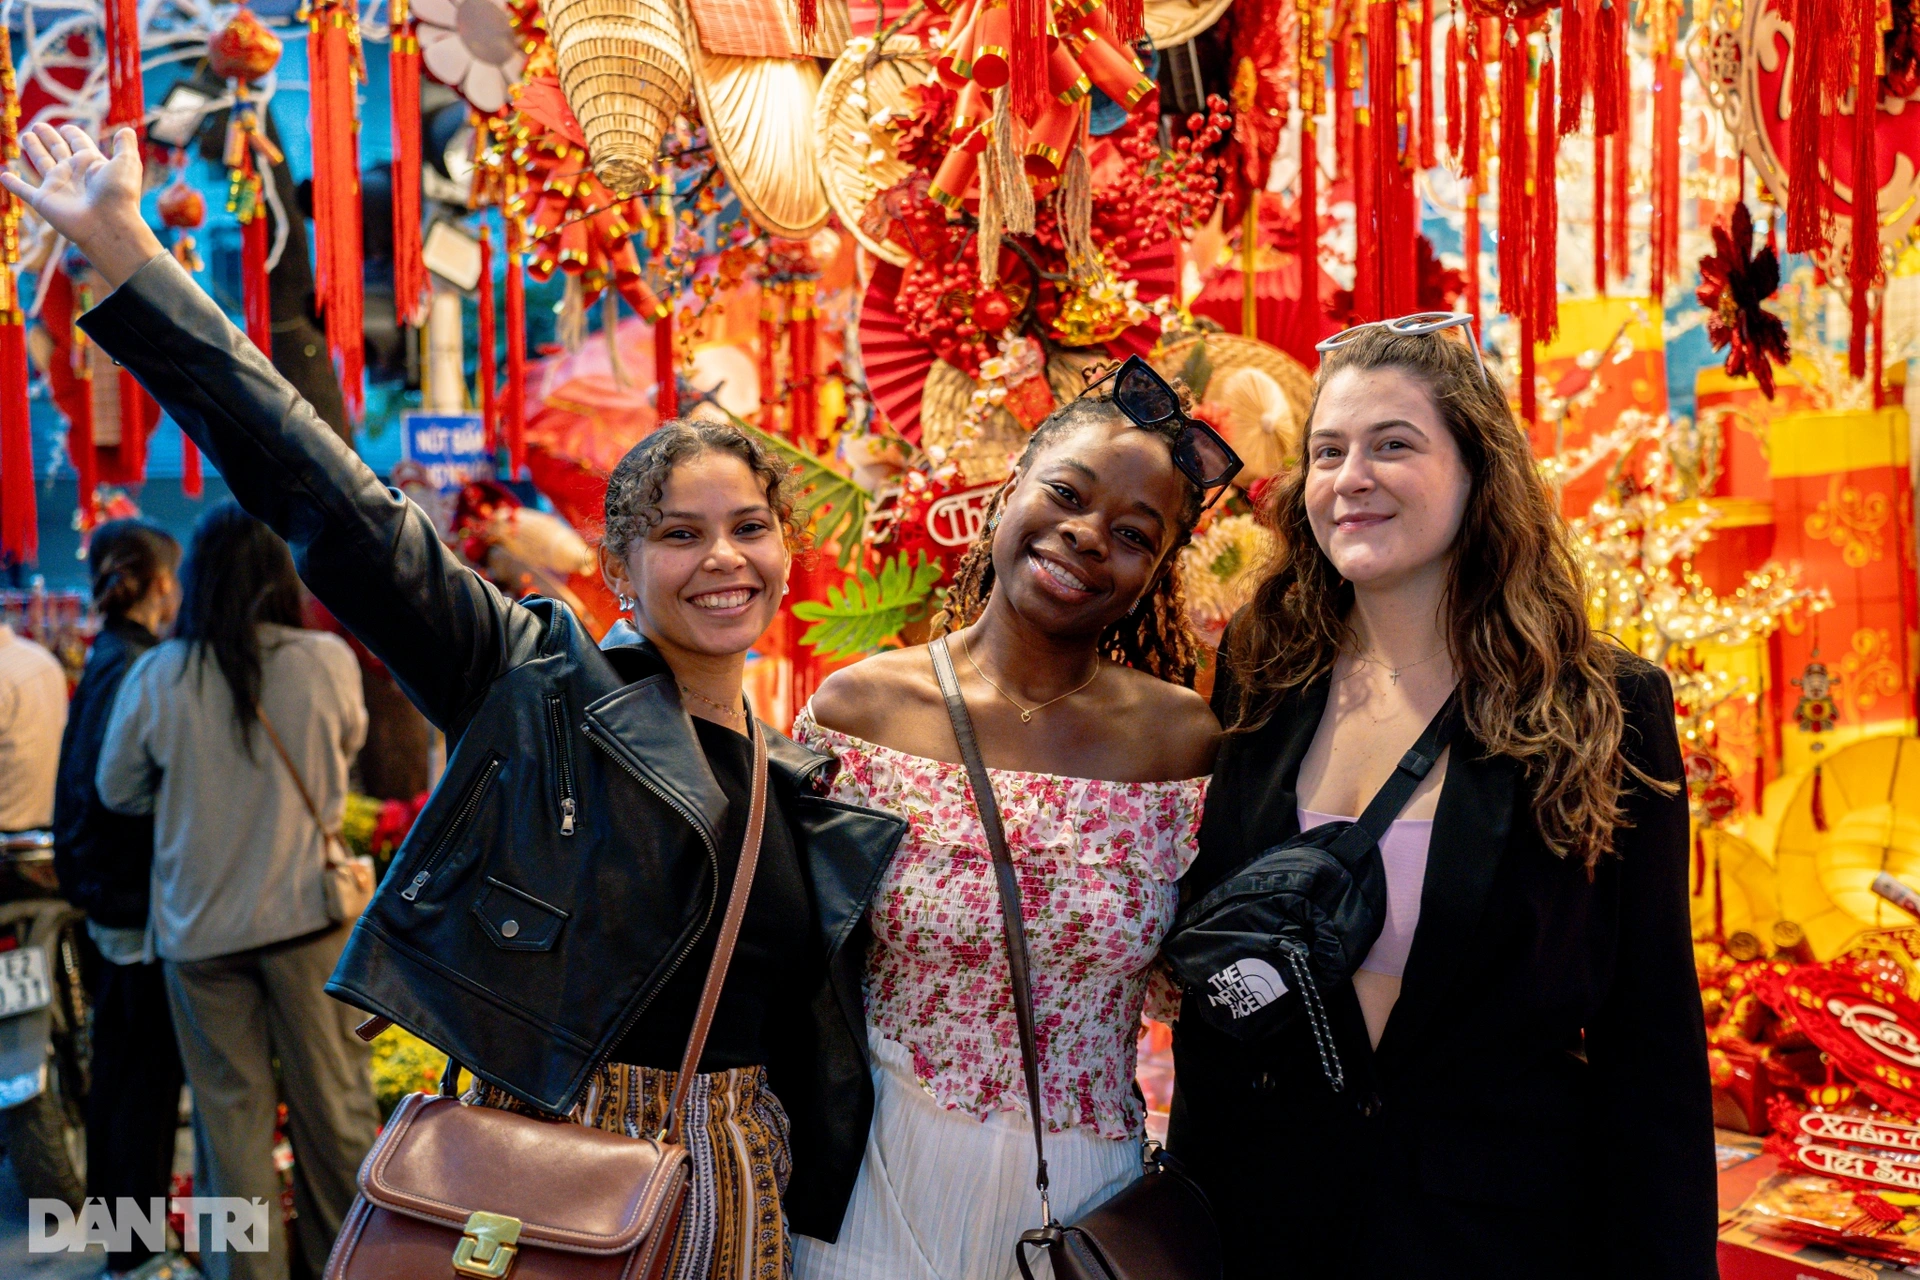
top-left (791, 704), bottom-right (1208, 1140)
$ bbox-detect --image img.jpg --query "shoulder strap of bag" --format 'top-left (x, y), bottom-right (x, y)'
top-left (929, 636), bottom-right (1054, 1220)
top-left (662, 713), bottom-right (769, 1145)
top-left (256, 708), bottom-right (347, 863)
top-left (1333, 690), bottom-right (1461, 857)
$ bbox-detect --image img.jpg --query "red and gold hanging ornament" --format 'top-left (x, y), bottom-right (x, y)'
top-left (0, 37), bottom-right (33, 562)
top-left (1697, 201), bottom-right (1791, 399)
top-left (211, 8), bottom-right (283, 355)
top-left (103, 0), bottom-right (144, 136)
top-left (389, 0), bottom-right (428, 326)
top-left (158, 170), bottom-right (208, 496)
top-left (307, 0), bottom-right (368, 421)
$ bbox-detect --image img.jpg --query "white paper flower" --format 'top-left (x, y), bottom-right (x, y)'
top-left (413, 0), bottom-right (525, 115)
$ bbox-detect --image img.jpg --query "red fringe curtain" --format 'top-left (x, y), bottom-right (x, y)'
top-left (308, 0), bottom-right (366, 422)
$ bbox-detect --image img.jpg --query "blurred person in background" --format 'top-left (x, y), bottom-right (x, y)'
top-left (97, 501), bottom-right (375, 1280)
top-left (53, 519), bottom-right (183, 1276)
top-left (0, 593), bottom-right (69, 835)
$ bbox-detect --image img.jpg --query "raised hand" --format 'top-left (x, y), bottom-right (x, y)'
top-left (0, 124), bottom-right (165, 289)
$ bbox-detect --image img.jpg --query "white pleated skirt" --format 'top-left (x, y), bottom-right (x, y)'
top-left (793, 1034), bottom-right (1142, 1280)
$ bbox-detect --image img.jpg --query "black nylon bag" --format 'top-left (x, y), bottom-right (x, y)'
top-left (1162, 694), bottom-right (1456, 1088)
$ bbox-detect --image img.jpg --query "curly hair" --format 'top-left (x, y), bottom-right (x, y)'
top-left (929, 391), bottom-right (1205, 687)
top-left (1224, 322), bottom-right (1653, 869)
top-left (601, 419), bottom-right (802, 559)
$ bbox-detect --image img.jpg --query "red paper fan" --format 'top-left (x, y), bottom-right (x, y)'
top-left (1101, 235), bottom-right (1177, 361)
top-left (860, 261), bottom-right (935, 444)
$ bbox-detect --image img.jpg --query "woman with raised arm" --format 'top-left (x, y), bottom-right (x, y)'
top-left (8, 124), bottom-right (906, 1280)
top-left (1167, 315), bottom-right (1715, 1278)
top-left (789, 366), bottom-right (1229, 1280)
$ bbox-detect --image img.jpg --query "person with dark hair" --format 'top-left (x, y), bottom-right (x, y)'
top-left (12, 124), bottom-right (909, 1280)
top-left (95, 500), bottom-right (374, 1280)
top-left (791, 370), bottom-right (1227, 1279)
top-left (52, 518), bottom-right (182, 1275)
top-left (1170, 315), bottom-right (1714, 1278)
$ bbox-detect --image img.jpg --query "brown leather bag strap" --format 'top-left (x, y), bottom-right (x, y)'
top-left (929, 636), bottom-right (1053, 1216)
top-left (256, 708), bottom-right (346, 863)
top-left (662, 711), bottom-right (769, 1143)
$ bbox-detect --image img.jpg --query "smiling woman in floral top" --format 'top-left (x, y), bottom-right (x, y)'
top-left (789, 384), bottom-right (1224, 1280)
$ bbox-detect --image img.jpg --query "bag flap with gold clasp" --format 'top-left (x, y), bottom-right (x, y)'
top-left (358, 1093), bottom-right (686, 1258)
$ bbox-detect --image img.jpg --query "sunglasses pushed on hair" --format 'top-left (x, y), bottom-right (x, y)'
top-left (1315, 311), bottom-right (1493, 387)
top-left (1078, 355), bottom-right (1244, 509)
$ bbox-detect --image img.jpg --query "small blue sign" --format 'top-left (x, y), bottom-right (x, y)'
top-left (401, 413), bottom-right (491, 492)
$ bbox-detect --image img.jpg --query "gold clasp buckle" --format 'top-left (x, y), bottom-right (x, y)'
top-left (452, 1211), bottom-right (522, 1279)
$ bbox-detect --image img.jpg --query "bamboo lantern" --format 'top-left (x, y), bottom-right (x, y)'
top-left (542, 0), bottom-right (689, 192)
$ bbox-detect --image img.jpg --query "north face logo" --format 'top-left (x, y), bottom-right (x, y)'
top-left (1205, 958), bottom-right (1288, 1018)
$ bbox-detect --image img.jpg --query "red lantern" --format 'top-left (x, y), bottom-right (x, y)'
top-left (208, 8), bottom-right (284, 83)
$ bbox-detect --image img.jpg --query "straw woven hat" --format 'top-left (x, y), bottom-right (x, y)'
top-left (1154, 332), bottom-right (1314, 481)
top-left (1145, 0), bottom-right (1233, 49)
top-left (679, 0), bottom-right (834, 237)
top-left (816, 37), bottom-right (931, 266)
top-left (920, 359), bottom-right (1033, 485)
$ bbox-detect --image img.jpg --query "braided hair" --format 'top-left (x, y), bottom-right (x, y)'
top-left (929, 390), bottom-right (1205, 687)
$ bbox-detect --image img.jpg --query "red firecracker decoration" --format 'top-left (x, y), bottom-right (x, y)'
top-left (390, 0), bottom-right (428, 326)
top-left (308, 0), bottom-right (367, 422)
top-left (0, 37), bottom-right (30, 562)
top-left (654, 304), bottom-right (678, 421)
top-left (1697, 202), bottom-right (1791, 398)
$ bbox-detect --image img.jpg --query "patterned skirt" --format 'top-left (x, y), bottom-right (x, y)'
top-left (467, 1062), bottom-right (793, 1280)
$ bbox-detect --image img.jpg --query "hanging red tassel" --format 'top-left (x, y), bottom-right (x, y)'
top-left (790, 280), bottom-right (817, 447)
top-left (308, 0), bottom-right (366, 422)
top-left (115, 372), bottom-right (152, 482)
top-left (1463, 15), bottom-right (1484, 333)
top-left (181, 435), bottom-right (203, 498)
top-left (1333, 28), bottom-right (1354, 187)
top-left (1811, 762), bottom-right (1828, 832)
top-left (1011, 0), bottom-right (1051, 121)
top-left (1107, 0), bottom-right (1145, 47)
top-left (0, 23), bottom-right (31, 560)
top-left (1417, 0), bottom-right (1436, 169)
top-left (1557, 0), bottom-right (1588, 138)
top-left (1783, 0), bottom-right (1831, 254)
top-left (1593, 122), bottom-right (1608, 294)
top-left (477, 225), bottom-right (497, 445)
top-left (1649, 54), bottom-right (1673, 302)
top-left (105, 0), bottom-right (145, 134)
top-left (240, 157), bottom-right (273, 354)
top-left (389, 0), bottom-right (427, 326)
top-left (1534, 48), bottom-right (1558, 340)
top-left (504, 222), bottom-right (528, 479)
top-left (1849, 0), bottom-right (1879, 379)
top-left (1496, 18), bottom-right (1529, 323)
top-left (1591, 0), bottom-right (1622, 138)
top-left (795, 0), bottom-right (820, 43)
top-left (1609, 126), bottom-right (1628, 286)
top-left (1519, 263), bottom-right (1537, 424)
top-left (1692, 828), bottom-right (1706, 897)
top-left (1366, 0), bottom-right (1415, 317)
top-left (1444, 19), bottom-right (1461, 162)
top-left (655, 303), bottom-right (679, 422)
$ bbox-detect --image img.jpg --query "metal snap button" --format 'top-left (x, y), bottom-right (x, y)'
top-left (500, 919), bottom-right (520, 938)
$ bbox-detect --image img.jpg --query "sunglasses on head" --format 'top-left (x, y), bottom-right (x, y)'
top-left (1079, 355), bottom-right (1245, 508)
top-left (1314, 311), bottom-right (1493, 387)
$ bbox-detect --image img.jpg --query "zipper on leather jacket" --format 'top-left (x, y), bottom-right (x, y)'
top-left (578, 722), bottom-right (719, 1091)
top-left (546, 696), bottom-right (577, 836)
top-left (399, 753), bottom-right (504, 902)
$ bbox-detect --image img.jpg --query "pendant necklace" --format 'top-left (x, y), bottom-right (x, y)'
top-left (963, 633), bottom-right (1101, 723)
top-left (679, 682), bottom-right (747, 723)
top-left (1339, 647), bottom-right (1448, 686)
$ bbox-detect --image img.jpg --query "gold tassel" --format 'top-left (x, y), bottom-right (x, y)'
top-left (1061, 145), bottom-right (1099, 285)
top-left (559, 275), bottom-right (587, 352)
top-left (978, 144), bottom-right (1003, 287)
top-left (991, 89), bottom-right (1035, 235)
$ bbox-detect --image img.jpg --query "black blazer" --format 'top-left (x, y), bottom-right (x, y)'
top-left (54, 618), bottom-right (161, 927)
top-left (1168, 643), bottom-right (1715, 1279)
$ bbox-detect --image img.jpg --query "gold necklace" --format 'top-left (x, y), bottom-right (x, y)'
top-left (679, 682), bottom-right (746, 723)
top-left (1337, 647), bottom-right (1448, 686)
top-left (963, 633), bottom-right (1101, 724)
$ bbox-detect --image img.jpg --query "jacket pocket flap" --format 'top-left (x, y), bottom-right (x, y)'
top-left (471, 879), bottom-right (568, 952)
top-left (359, 1094), bottom-right (685, 1254)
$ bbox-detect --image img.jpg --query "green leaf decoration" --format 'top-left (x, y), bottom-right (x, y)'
top-left (724, 412), bottom-right (870, 568)
top-left (1179, 340), bottom-right (1214, 401)
top-left (790, 552), bottom-right (945, 662)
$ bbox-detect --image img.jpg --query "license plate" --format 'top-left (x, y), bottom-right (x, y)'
top-left (0, 947), bottom-right (51, 1017)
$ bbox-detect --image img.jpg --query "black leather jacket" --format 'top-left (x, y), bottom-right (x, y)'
top-left (54, 618), bottom-right (161, 927)
top-left (80, 254), bottom-right (908, 1241)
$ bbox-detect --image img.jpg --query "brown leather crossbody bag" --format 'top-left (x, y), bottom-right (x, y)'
top-left (323, 716), bottom-right (770, 1280)
top-left (929, 638), bottom-right (1222, 1280)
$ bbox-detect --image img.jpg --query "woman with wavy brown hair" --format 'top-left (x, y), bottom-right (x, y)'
top-left (1167, 316), bottom-right (1715, 1279)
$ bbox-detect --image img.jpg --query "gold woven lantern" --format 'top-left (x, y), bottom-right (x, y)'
top-left (542, 0), bottom-right (689, 192)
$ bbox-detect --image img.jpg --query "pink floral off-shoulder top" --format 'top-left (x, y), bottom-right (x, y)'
top-left (791, 705), bottom-right (1207, 1140)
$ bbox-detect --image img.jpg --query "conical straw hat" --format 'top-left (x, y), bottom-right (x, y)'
top-left (1145, 0), bottom-right (1233, 49)
top-left (921, 358), bottom-right (1032, 485)
top-left (817, 36), bottom-right (932, 267)
top-left (544, 0), bottom-right (690, 192)
top-left (1154, 331), bottom-right (1313, 481)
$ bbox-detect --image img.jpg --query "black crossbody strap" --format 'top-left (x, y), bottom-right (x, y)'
top-left (1330, 690), bottom-right (1461, 860)
top-left (930, 636), bottom-right (1053, 1215)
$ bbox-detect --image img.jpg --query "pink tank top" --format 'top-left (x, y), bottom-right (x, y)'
top-left (1298, 808), bottom-right (1433, 979)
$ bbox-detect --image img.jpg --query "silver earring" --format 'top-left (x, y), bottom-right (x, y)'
top-left (617, 593), bottom-right (633, 611)
top-left (782, 583), bottom-right (791, 597)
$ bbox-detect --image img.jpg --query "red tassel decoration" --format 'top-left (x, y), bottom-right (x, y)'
top-left (105, 0), bottom-right (145, 134)
top-left (1783, 0), bottom-right (1829, 254)
top-left (1649, 54), bottom-right (1673, 302)
top-left (1849, 0), bottom-right (1879, 379)
top-left (1519, 278), bottom-right (1537, 424)
top-left (1496, 18), bottom-right (1529, 323)
top-left (182, 435), bottom-right (203, 498)
top-left (1534, 48), bottom-right (1558, 340)
top-left (1811, 762), bottom-right (1828, 832)
top-left (0, 20), bottom-right (31, 559)
top-left (1334, 29), bottom-right (1354, 187)
top-left (1593, 123), bottom-right (1608, 293)
top-left (115, 372), bottom-right (151, 483)
top-left (389, 0), bottom-right (427, 326)
top-left (308, 0), bottom-right (366, 422)
top-left (1557, 0), bottom-right (1588, 138)
top-left (1591, 0), bottom-right (1622, 138)
top-left (655, 304), bottom-right (679, 422)
top-left (1444, 19), bottom-right (1461, 163)
top-left (796, 0), bottom-right (820, 43)
top-left (504, 222), bottom-right (528, 479)
top-left (477, 225), bottom-right (497, 445)
top-left (1609, 127), bottom-right (1628, 286)
top-left (1011, 0), bottom-right (1051, 121)
top-left (1107, 0), bottom-right (1144, 47)
top-left (1297, 0), bottom-right (1322, 347)
top-left (1692, 828), bottom-right (1706, 897)
top-left (1417, 0), bottom-right (1436, 170)
top-left (240, 160), bottom-right (273, 354)
top-left (790, 280), bottom-right (817, 447)
top-left (1463, 15), bottom-right (1484, 333)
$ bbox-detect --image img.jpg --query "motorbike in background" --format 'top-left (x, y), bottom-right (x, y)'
top-left (0, 829), bottom-right (90, 1206)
